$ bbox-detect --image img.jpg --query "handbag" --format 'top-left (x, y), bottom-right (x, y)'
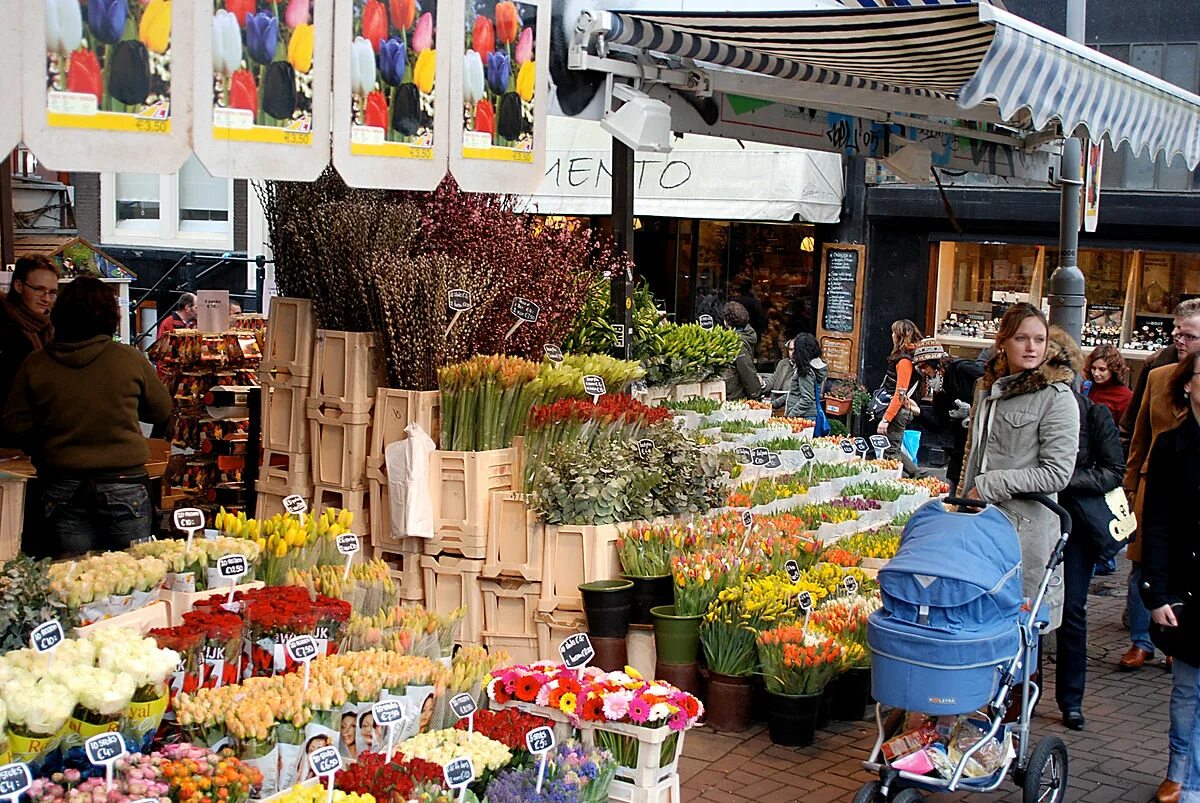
top-left (868, 386), bottom-right (893, 419)
top-left (1150, 603), bottom-right (1200, 665)
top-left (813, 376), bottom-right (831, 437)
top-left (1062, 486), bottom-right (1136, 562)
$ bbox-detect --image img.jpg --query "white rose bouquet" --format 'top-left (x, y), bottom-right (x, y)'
top-left (399, 728), bottom-right (512, 774)
top-left (3, 676), bottom-right (75, 772)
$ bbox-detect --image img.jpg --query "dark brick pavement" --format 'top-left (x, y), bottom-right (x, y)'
top-left (680, 565), bottom-right (1170, 802)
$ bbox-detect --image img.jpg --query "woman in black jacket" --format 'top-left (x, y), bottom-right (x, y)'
top-left (1050, 331), bottom-right (1125, 731)
top-left (1140, 351), bottom-right (1200, 803)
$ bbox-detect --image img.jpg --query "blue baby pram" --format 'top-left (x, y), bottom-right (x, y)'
top-left (854, 495), bottom-right (1072, 803)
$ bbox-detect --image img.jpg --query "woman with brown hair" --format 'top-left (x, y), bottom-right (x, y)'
top-left (0, 256), bottom-right (58, 407)
top-left (1084, 344), bottom-right (1133, 426)
top-left (874, 319), bottom-right (922, 474)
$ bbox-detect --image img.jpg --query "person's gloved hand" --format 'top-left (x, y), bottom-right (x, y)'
top-left (949, 399), bottom-right (971, 427)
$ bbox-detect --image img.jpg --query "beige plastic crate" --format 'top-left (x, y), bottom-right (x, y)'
top-left (373, 543), bottom-right (425, 600)
top-left (420, 554), bottom-right (484, 645)
top-left (260, 450), bottom-right (309, 488)
top-left (700, 380), bottom-right (727, 403)
top-left (480, 577), bottom-right (540, 638)
top-left (259, 374), bottom-right (311, 455)
top-left (535, 608), bottom-right (587, 662)
top-left (312, 485), bottom-right (370, 535)
top-left (309, 330), bottom-right (382, 413)
top-left (483, 491), bottom-right (543, 581)
top-left (426, 448), bottom-right (515, 558)
top-left (309, 407), bottom-right (371, 490)
top-left (0, 475), bottom-right (26, 562)
top-left (538, 523), bottom-right (622, 613)
top-left (262, 297), bottom-right (315, 377)
top-left (370, 389), bottom-right (441, 459)
top-left (671, 381), bottom-right (703, 402)
top-left (482, 632), bottom-right (538, 665)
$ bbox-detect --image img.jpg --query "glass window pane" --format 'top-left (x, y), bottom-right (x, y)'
top-left (178, 155), bottom-right (230, 228)
top-left (115, 173), bottom-right (160, 223)
top-left (1120, 140), bottom-right (1156, 190)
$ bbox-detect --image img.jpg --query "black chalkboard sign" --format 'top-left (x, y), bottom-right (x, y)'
top-left (444, 758), bottom-right (474, 788)
top-left (308, 746), bottom-right (341, 777)
top-left (85, 733), bottom-right (126, 766)
top-left (559, 633), bottom-right (595, 669)
top-left (821, 247), bottom-right (861, 334)
top-left (0, 763), bottom-right (32, 798)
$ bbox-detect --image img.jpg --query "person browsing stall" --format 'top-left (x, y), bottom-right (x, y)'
top-left (908, 337), bottom-right (984, 489)
top-left (0, 256), bottom-right (59, 408)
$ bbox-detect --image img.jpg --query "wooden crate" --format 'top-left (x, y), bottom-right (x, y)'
top-left (310, 330), bottom-right (381, 413)
top-left (259, 374), bottom-right (311, 455)
top-left (483, 491), bottom-right (543, 581)
top-left (699, 380), bottom-right (726, 403)
top-left (427, 448), bottom-right (515, 558)
top-left (0, 475), bottom-right (27, 562)
top-left (482, 632), bottom-right (538, 665)
top-left (262, 297), bottom-right (315, 377)
top-left (535, 608), bottom-right (587, 662)
top-left (420, 554), bottom-right (484, 645)
top-left (309, 407), bottom-right (371, 490)
top-left (480, 577), bottom-right (540, 638)
top-left (370, 389), bottom-right (441, 460)
top-left (538, 523), bottom-right (622, 613)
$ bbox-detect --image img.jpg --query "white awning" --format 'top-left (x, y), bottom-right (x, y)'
top-left (586, 1), bottom-right (1200, 168)
top-left (520, 117), bottom-right (843, 222)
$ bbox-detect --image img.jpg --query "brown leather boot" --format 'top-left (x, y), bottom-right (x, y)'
top-left (1119, 646), bottom-right (1153, 670)
top-left (1155, 779), bottom-right (1181, 803)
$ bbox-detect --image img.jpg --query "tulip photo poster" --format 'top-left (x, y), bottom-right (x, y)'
top-left (463, 0), bottom-right (537, 162)
top-left (347, 0), bottom-right (438, 158)
top-left (44, 0), bottom-right (174, 132)
top-left (211, 0), bottom-right (319, 144)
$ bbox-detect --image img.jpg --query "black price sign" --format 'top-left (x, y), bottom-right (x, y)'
top-left (853, 437), bottom-right (869, 455)
top-left (558, 633), bottom-right (595, 669)
top-left (525, 726), bottom-right (555, 754)
top-left (308, 745), bottom-right (341, 777)
top-left (843, 575), bottom-right (860, 595)
top-left (543, 344), bottom-right (564, 363)
top-left (614, 323), bottom-right (625, 349)
top-left (839, 440), bottom-right (855, 455)
top-left (798, 591), bottom-right (814, 612)
top-left (373, 699), bottom-right (404, 726)
top-left (511, 297), bottom-right (540, 323)
top-left (800, 444), bottom-right (816, 461)
top-left (448, 289), bottom-right (473, 312)
top-left (450, 693), bottom-right (478, 719)
top-left (734, 447), bottom-right (752, 464)
top-left (636, 439), bottom-right (655, 459)
top-left (444, 757), bottom-right (475, 789)
top-left (286, 635), bottom-right (319, 663)
top-left (336, 534), bottom-right (360, 555)
top-left (85, 733), bottom-right (126, 766)
top-left (752, 447), bottom-right (769, 466)
top-left (741, 510), bottom-right (754, 529)
top-left (698, 314), bottom-right (714, 330)
top-left (784, 559), bottom-right (801, 582)
top-left (217, 554), bottom-right (248, 579)
top-left (0, 764), bottom-right (31, 799)
top-left (765, 452), bottom-right (782, 469)
top-left (869, 435), bottom-right (890, 452)
top-left (173, 507), bottom-right (204, 532)
top-left (582, 375), bottom-right (607, 399)
top-left (30, 620), bottom-right (63, 653)
top-left (283, 495), bottom-right (308, 515)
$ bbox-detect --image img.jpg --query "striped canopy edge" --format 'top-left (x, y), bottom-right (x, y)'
top-left (601, 2), bottom-right (1200, 169)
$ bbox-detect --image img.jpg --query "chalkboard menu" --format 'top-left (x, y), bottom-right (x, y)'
top-left (817, 244), bottom-right (867, 379)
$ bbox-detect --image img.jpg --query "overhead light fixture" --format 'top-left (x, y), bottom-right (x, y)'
top-left (882, 139), bottom-right (934, 185)
top-left (601, 84), bottom-right (673, 153)
top-left (800, 236), bottom-right (815, 252)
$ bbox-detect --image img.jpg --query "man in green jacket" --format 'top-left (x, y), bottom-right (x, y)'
top-left (722, 302), bottom-right (763, 402)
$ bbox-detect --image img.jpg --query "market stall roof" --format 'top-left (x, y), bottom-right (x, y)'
top-left (12, 234), bottom-right (136, 280)
top-left (574, 0), bottom-right (1200, 169)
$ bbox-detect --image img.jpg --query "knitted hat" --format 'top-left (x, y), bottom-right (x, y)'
top-left (913, 338), bottom-right (947, 364)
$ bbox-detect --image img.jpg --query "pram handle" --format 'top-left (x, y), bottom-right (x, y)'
top-left (944, 493), bottom-right (1072, 537)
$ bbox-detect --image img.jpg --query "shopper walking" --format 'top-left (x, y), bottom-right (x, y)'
top-left (1051, 329), bottom-right (1125, 732)
top-left (3, 278), bottom-right (173, 556)
top-left (958, 303), bottom-right (1079, 633)
top-left (1120, 299), bottom-right (1200, 672)
top-left (909, 337), bottom-right (984, 489)
top-left (722, 301), bottom-right (763, 401)
top-left (157, 292), bottom-right (197, 339)
top-left (1084, 344), bottom-right (1134, 426)
top-left (0, 256), bottom-right (58, 407)
top-left (782, 334), bottom-right (828, 420)
top-left (874, 319), bottom-right (922, 476)
top-left (1138, 351), bottom-right (1200, 803)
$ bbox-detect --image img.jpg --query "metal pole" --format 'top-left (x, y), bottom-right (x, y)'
top-left (1049, 0), bottom-right (1087, 343)
top-left (611, 140), bottom-right (634, 360)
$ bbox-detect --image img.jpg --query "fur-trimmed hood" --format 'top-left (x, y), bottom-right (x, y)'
top-left (980, 336), bottom-right (1076, 400)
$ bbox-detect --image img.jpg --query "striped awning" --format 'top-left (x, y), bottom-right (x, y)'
top-left (595, 2), bottom-right (1200, 168)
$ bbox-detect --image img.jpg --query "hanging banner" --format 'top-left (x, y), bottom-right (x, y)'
top-left (448, 0), bottom-right (549, 193)
top-left (1083, 139), bottom-right (1102, 233)
top-left (331, 0), bottom-right (449, 189)
top-left (22, 0), bottom-right (193, 173)
top-left (193, 0), bottom-right (333, 181)
top-left (0, 1), bottom-right (22, 156)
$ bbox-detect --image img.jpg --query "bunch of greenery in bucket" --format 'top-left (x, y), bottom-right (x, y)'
top-left (661, 397), bottom-right (722, 415)
top-left (529, 436), bottom-right (661, 525)
top-left (438, 355), bottom-right (540, 451)
top-left (564, 278), bottom-right (667, 363)
top-left (642, 321), bottom-right (742, 385)
top-left (639, 422), bottom-right (732, 517)
top-left (528, 354), bottom-right (646, 402)
top-left (841, 480), bottom-right (911, 503)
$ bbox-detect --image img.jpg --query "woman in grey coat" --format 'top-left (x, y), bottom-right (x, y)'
top-left (958, 303), bottom-right (1080, 632)
top-left (782, 334), bottom-right (828, 420)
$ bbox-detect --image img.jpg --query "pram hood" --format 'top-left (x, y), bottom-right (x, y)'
top-left (877, 501), bottom-right (1023, 632)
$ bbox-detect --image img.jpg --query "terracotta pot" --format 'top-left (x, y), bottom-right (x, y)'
top-left (655, 659), bottom-right (702, 696)
top-left (589, 635), bottom-right (628, 672)
top-left (705, 672), bottom-right (754, 733)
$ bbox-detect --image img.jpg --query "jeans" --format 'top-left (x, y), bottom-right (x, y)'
top-left (1171, 659), bottom-right (1200, 787)
top-left (1056, 532), bottom-right (1097, 713)
top-left (1129, 561), bottom-right (1155, 653)
top-left (44, 478), bottom-right (151, 555)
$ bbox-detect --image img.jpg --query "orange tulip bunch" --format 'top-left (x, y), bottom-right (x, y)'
top-left (756, 626), bottom-right (843, 696)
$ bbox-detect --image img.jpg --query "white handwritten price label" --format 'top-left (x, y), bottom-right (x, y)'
top-left (373, 699), bottom-right (405, 761)
top-left (752, 447), bottom-right (770, 467)
top-left (86, 733), bottom-right (127, 791)
top-left (543, 343), bottom-right (564, 363)
top-left (784, 559), bottom-right (801, 583)
top-left (308, 744), bottom-right (342, 803)
top-left (217, 554), bottom-right (249, 604)
top-left (337, 533), bottom-right (361, 580)
top-left (741, 510), bottom-right (754, 530)
top-left (734, 446), bottom-right (752, 464)
top-left (558, 633), bottom-right (595, 669)
top-left (506, 297), bottom-right (540, 340)
top-left (0, 763), bottom-right (31, 801)
top-left (869, 434), bottom-right (890, 458)
top-left (698, 314), bottom-right (714, 330)
top-left (444, 756), bottom-right (475, 801)
top-left (839, 440), bottom-right (856, 455)
top-left (446, 289), bottom-right (473, 335)
top-left (583, 375), bottom-right (606, 403)
top-left (174, 507), bottom-right (205, 547)
top-left (636, 439), bottom-right (655, 460)
top-left (526, 726), bottom-right (556, 793)
top-left (30, 620), bottom-right (64, 653)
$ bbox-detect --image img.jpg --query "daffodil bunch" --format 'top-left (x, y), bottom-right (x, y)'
top-left (795, 562), bottom-right (875, 602)
top-left (737, 573), bottom-right (824, 630)
top-left (837, 527), bottom-right (902, 561)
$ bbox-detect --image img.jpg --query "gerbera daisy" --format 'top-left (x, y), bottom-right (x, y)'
top-left (668, 708), bottom-right (689, 732)
top-left (559, 691), bottom-right (578, 716)
top-left (515, 676), bottom-right (539, 702)
top-left (628, 695), bottom-right (650, 724)
top-left (581, 695), bottom-right (605, 722)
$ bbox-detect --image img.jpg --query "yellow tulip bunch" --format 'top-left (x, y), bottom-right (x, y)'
top-left (216, 508), bottom-right (355, 586)
top-left (285, 561), bottom-right (399, 618)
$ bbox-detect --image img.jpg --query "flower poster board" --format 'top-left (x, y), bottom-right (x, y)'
top-left (332, 0), bottom-right (449, 189)
top-left (22, 0), bottom-right (192, 172)
top-left (193, 0), bottom-right (332, 180)
top-left (448, 0), bottom-right (547, 192)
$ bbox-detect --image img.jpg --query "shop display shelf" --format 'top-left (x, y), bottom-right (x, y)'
top-left (309, 330), bottom-right (381, 414)
top-left (420, 554), bottom-right (484, 645)
top-left (425, 448), bottom-right (516, 559)
top-left (483, 491), bottom-right (543, 581)
top-left (480, 576), bottom-right (541, 638)
top-left (370, 389), bottom-right (441, 461)
top-left (261, 296), bottom-right (315, 378)
top-left (74, 600), bottom-right (170, 637)
top-left (534, 608), bottom-right (587, 662)
top-left (537, 522), bottom-right (623, 613)
top-left (258, 373), bottom-right (311, 455)
top-left (308, 407), bottom-right (371, 491)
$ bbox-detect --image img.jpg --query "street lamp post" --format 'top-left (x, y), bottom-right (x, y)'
top-left (1049, 0), bottom-right (1087, 344)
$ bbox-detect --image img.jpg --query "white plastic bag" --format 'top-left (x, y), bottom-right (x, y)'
top-left (386, 422), bottom-right (436, 539)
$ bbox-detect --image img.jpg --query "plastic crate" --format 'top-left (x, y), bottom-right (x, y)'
top-left (254, 481), bottom-right (313, 520)
top-left (578, 719), bottom-right (686, 792)
top-left (0, 474), bottom-right (27, 562)
top-left (699, 380), bottom-right (726, 403)
top-left (483, 491), bottom-right (543, 581)
top-left (535, 608), bottom-right (587, 661)
top-left (480, 577), bottom-right (540, 638)
top-left (420, 554), bottom-right (484, 645)
top-left (313, 486), bottom-right (370, 533)
top-left (370, 389), bottom-right (441, 460)
top-left (671, 382), bottom-right (702, 402)
top-left (261, 297), bottom-right (315, 377)
top-left (309, 330), bottom-right (381, 413)
top-left (427, 448), bottom-right (516, 558)
top-left (481, 632), bottom-right (538, 665)
top-left (260, 450), bottom-right (309, 488)
top-left (309, 407), bottom-right (371, 490)
top-left (538, 523), bottom-right (622, 612)
top-left (259, 374), bottom-right (311, 455)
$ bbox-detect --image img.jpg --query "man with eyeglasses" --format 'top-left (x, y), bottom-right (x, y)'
top-left (156, 292), bottom-right (197, 339)
top-left (0, 256), bottom-right (59, 410)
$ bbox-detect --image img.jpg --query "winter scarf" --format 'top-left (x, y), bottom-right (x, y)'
top-left (3, 291), bottom-right (52, 351)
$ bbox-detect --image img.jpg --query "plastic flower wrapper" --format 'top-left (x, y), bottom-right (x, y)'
top-left (149, 625), bottom-right (205, 697)
top-left (286, 561), bottom-right (399, 619)
top-left (179, 608), bottom-right (245, 687)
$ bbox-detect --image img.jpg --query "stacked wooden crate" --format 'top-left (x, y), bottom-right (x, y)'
top-left (480, 491), bottom-right (544, 663)
top-left (257, 297), bottom-right (316, 516)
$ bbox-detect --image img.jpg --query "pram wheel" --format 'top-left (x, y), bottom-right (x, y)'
top-left (888, 790), bottom-right (924, 802)
top-left (851, 781), bottom-right (881, 802)
top-left (1019, 736), bottom-right (1068, 802)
